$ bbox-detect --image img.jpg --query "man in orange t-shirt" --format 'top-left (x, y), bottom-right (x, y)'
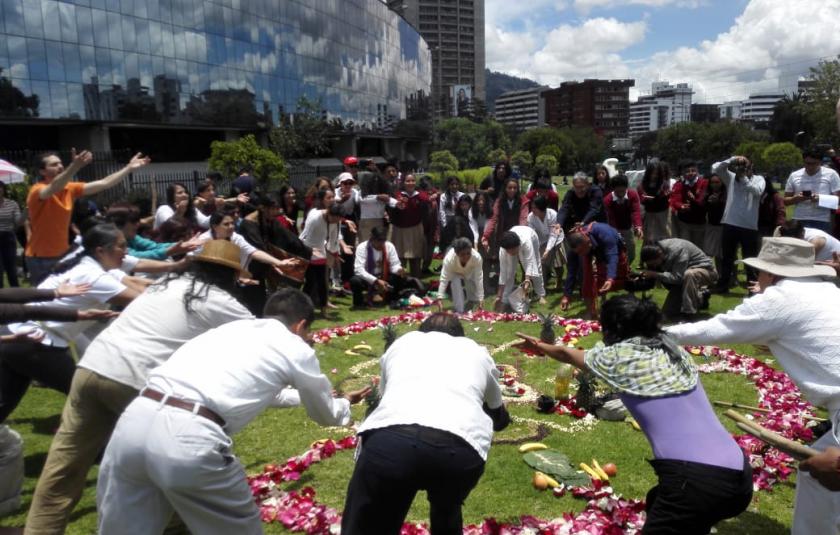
top-left (26, 149), bottom-right (150, 284)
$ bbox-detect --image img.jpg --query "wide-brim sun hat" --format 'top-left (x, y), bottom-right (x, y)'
top-left (738, 237), bottom-right (835, 278)
top-left (194, 239), bottom-right (250, 278)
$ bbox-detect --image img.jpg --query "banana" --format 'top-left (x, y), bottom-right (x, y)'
top-left (541, 472), bottom-right (561, 488)
top-left (353, 344), bottom-right (373, 351)
top-left (344, 350), bottom-right (360, 356)
top-left (579, 462), bottom-right (601, 480)
top-left (518, 442), bottom-right (548, 453)
top-left (627, 417), bottom-right (641, 431)
top-left (591, 459), bottom-right (610, 481)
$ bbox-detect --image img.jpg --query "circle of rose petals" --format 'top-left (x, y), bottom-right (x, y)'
top-left (253, 312), bottom-right (816, 532)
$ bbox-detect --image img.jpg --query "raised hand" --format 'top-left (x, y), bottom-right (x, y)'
top-left (127, 152), bottom-right (151, 170)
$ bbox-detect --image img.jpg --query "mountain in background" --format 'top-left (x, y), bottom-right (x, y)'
top-left (485, 69), bottom-right (541, 112)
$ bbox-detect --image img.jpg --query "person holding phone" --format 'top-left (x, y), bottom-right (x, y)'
top-left (784, 147), bottom-right (840, 233)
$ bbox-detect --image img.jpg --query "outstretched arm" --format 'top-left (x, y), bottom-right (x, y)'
top-left (83, 153), bottom-right (151, 196)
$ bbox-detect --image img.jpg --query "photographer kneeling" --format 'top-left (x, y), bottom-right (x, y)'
top-left (640, 239), bottom-right (717, 321)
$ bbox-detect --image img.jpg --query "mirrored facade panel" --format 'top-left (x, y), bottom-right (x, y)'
top-left (1, 0), bottom-right (431, 128)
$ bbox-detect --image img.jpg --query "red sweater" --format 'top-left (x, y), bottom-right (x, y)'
top-left (483, 196), bottom-right (529, 241)
top-left (603, 189), bottom-right (642, 231)
top-left (391, 190), bottom-right (429, 228)
top-left (669, 177), bottom-right (708, 225)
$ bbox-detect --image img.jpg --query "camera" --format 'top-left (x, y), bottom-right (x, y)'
top-left (727, 161), bottom-right (748, 175)
top-left (625, 274), bottom-right (656, 293)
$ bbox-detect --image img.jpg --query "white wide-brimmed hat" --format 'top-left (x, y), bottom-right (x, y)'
top-left (738, 237), bottom-right (835, 278)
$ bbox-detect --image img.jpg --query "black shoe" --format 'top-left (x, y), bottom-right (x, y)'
top-left (699, 289), bottom-right (711, 310)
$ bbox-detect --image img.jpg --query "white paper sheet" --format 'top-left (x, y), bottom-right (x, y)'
top-left (818, 195), bottom-right (839, 210)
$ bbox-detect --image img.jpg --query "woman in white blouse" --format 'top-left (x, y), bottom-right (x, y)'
top-left (300, 195), bottom-right (344, 316)
top-left (154, 183), bottom-right (210, 231)
top-left (195, 211), bottom-right (294, 278)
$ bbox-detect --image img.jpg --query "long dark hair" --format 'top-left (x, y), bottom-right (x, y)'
top-left (51, 223), bottom-right (122, 276)
top-left (153, 259), bottom-right (241, 313)
top-left (497, 178), bottom-right (522, 210)
top-left (471, 192), bottom-right (491, 218)
top-left (278, 184), bottom-right (300, 222)
top-left (642, 162), bottom-right (670, 195)
top-left (209, 210), bottom-right (234, 239)
top-left (166, 182), bottom-right (198, 224)
top-left (600, 294), bottom-right (682, 361)
top-left (442, 176), bottom-right (461, 212)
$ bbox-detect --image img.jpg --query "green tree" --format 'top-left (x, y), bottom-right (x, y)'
top-left (797, 56), bottom-right (840, 146)
top-left (762, 142), bottom-right (803, 181)
top-left (432, 118), bottom-right (511, 169)
top-left (535, 154), bottom-right (558, 176)
top-left (209, 135), bottom-right (287, 189)
top-left (269, 97), bottom-right (337, 159)
top-left (486, 148), bottom-right (508, 166)
top-left (769, 94), bottom-right (812, 144)
top-left (734, 141), bottom-right (769, 173)
top-left (654, 121), bottom-right (765, 167)
top-left (562, 127), bottom-right (605, 171)
top-left (510, 150), bottom-right (533, 175)
top-left (537, 144), bottom-right (563, 164)
top-left (429, 150), bottom-right (459, 175)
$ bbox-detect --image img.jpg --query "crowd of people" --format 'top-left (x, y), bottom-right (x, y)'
top-left (0, 139), bottom-right (838, 534)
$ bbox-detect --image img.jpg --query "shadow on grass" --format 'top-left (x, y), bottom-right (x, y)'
top-left (6, 414), bottom-right (60, 435)
top-left (23, 452), bottom-right (47, 477)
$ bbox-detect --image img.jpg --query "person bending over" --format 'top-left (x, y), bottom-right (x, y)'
top-left (342, 313), bottom-right (509, 535)
top-left (517, 295), bottom-right (752, 534)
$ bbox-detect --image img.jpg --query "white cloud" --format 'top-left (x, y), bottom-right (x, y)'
top-left (573, 0), bottom-right (704, 14)
top-left (486, 0), bottom-right (840, 104)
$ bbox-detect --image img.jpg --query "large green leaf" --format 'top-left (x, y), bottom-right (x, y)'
top-left (523, 450), bottom-right (590, 487)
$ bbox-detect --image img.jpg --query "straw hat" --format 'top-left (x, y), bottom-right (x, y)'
top-left (739, 237), bottom-right (835, 278)
top-left (194, 239), bottom-right (250, 278)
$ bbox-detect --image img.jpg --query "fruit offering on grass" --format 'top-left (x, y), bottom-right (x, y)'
top-left (603, 462), bottom-right (618, 477)
top-left (519, 442), bottom-right (548, 453)
top-left (532, 471), bottom-right (560, 490)
top-left (538, 313), bottom-right (557, 344)
top-left (591, 459), bottom-right (610, 481)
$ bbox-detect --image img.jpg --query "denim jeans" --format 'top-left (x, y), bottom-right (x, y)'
top-left (26, 256), bottom-right (62, 286)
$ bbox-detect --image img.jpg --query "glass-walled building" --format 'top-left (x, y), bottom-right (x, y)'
top-left (0, 0), bottom-right (431, 156)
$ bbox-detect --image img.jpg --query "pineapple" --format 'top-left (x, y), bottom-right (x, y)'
top-left (575, 371), bottom-right (597, 412)
top-left (381, 323), bottom-right (398, 351)
top-left (539, 313), bottom-right (557, 344)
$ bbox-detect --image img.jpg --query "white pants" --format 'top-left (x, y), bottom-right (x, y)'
top-left (97, 396), bottom-right (261, 535)
top-left (793, 410), bottom-right (840, 535)
top-left (450, 276), bottom-right (480, 313)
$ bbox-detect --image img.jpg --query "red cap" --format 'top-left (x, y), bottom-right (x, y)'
top-left (343, 156), bottom-right (358, 166)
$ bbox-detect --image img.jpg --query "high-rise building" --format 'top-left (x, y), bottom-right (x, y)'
top-left (719, 101), bottom-right (743, 120)
top-left (399, 0), bottom-right (486, 118)
top-left (494, 87), bottom-right (548, 130)
top-left (690, 104), bottom-right (720, 124)
top-left (629, 82), bottom-right (693, 137)
top-left (541, 79), bottom-right (634, 137)
top-left (740, 93), bottom-right (785, 123)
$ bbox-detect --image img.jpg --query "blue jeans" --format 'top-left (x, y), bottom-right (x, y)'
top-left (26, 256), bottom-right (61, 286)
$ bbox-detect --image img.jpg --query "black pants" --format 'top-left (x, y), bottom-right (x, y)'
top-left (0, 231), bottom-right (18, 287)
top-left (0, 342), bottom-right (75, 422)
top-left (349, 273), bottom-right (407, 306)
top-left (303, 263), bottom-right (328, 308)
top-left (643, 456), bottom-right (753, 534)
top-left (342, 425), bottom-right (485, 535)
top-left (718, 224), bottom-right (759, 289)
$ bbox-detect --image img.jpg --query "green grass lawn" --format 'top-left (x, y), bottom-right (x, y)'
top-left (0, 276), bottom-right (800, 533)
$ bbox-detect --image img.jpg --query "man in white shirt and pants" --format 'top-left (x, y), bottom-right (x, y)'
top-left (495, 226), bottom-right (546, 309)
top-left (341, 313), bottom-right (509, 535)
top-left (784, 147), bottom-right (840, 233)
top-left (438, 238), bottom-right (484, 312)
top-left (96, 289), bottom-right (368, 535)
top-left (665, 237), bottom-right (840, 535)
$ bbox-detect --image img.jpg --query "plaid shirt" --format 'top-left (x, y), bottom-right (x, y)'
top-left (583, 337), bottom-right (697, 397)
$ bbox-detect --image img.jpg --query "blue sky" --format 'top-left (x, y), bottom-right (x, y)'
top-left (485, 0), bottom-right (840, 103)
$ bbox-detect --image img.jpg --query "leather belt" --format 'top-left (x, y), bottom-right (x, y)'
top-left (140, 388), bottom-right (226, 429)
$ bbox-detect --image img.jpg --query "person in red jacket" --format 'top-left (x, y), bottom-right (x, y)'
top-left (481, 179), bottom-right (529, 282)
top-left (669, 160), bottom-right (708, 249)
top-left (391, 174), bottom-right (430, 278)
top-left (757, 179), bottom-right (786, 239)
top-left (603, 174), bottom-right (643, 266)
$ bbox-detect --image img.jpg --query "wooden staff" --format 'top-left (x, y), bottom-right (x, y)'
top-left (724, 410), bottom-right (818, 460)
top-left (715, 400), bottom-right (826, 422)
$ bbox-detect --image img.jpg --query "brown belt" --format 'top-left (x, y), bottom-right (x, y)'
top-left (140, 388), bottom-right (226, 429)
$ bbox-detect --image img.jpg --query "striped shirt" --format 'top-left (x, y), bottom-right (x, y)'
top-left (0, 199), bottom-right (21, 232)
